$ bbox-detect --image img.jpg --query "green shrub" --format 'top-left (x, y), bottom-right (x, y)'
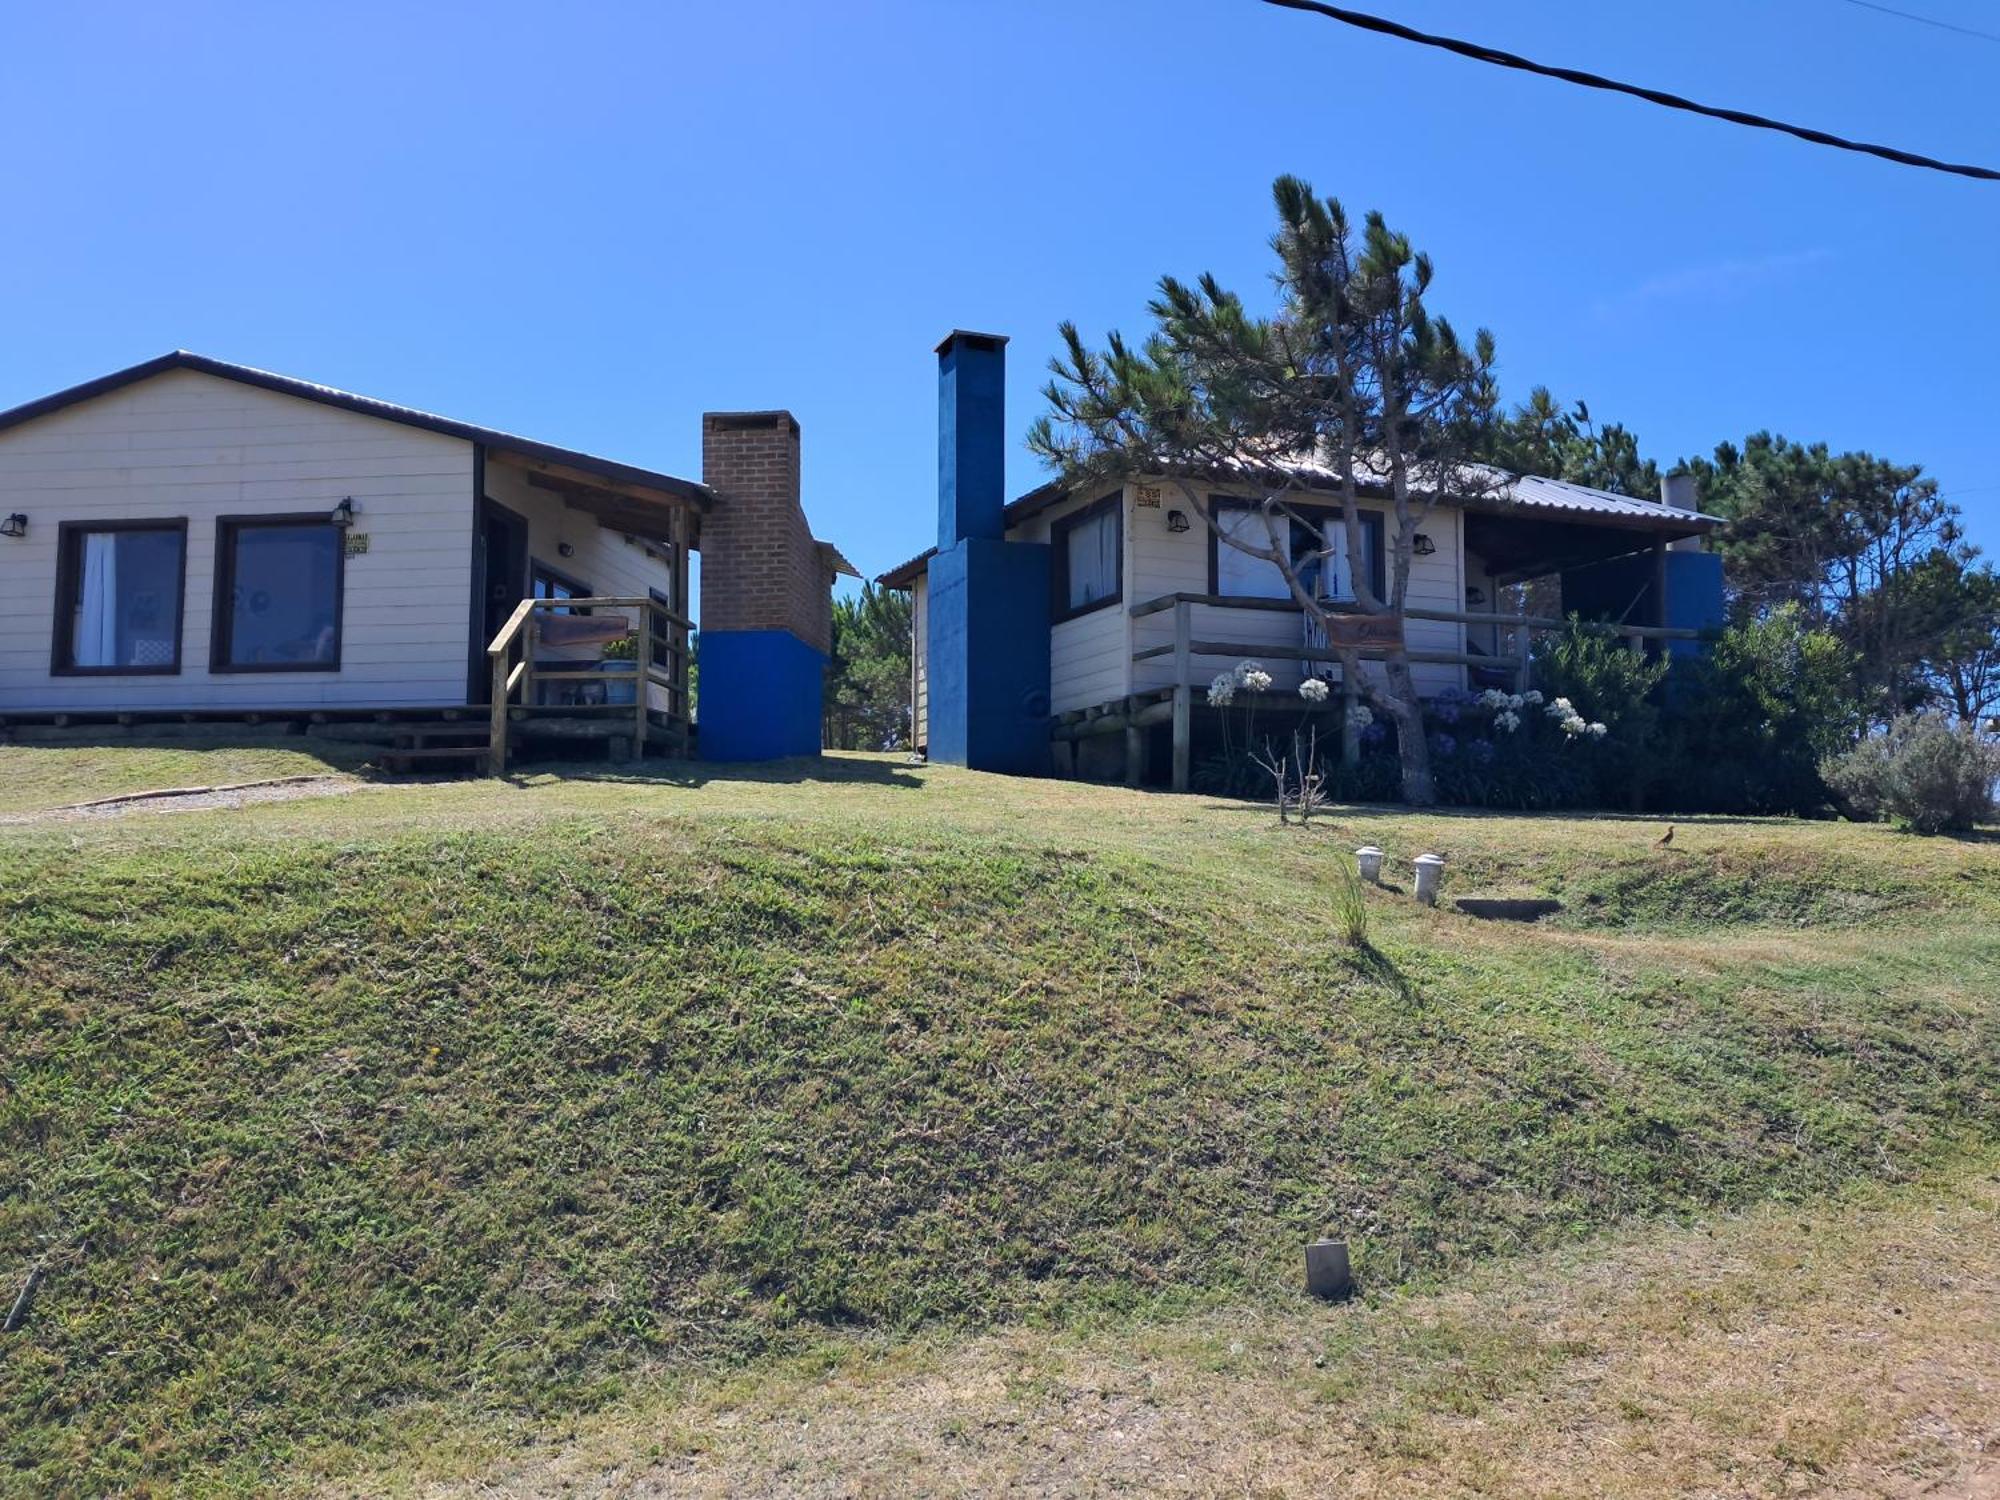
top-left (1534, 621), bottom-right (1667, 809)
top-left (1822, 716), bottom-right (2000, 834)
top-left (1657, 605), bottom-right (1861, 817)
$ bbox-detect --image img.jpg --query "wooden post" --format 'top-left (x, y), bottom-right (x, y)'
top-left (633, 604), bottom-right (652, 757)
top-left (1341, 660), bottom-right (1360, 767)
top-left (1170, 600), bottom-right (1192, 792)
top-left (523, 612), bottom-right (539, 713)
top-left (1513, 597), bottom-right (1532, 694)
top-left (488, 640), bottom-right (510, 774)
top-left (1124, 723), bottom-right (1145, 787)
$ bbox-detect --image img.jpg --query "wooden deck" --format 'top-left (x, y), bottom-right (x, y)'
top-left (1084, 591), bottom-right (1709, 792)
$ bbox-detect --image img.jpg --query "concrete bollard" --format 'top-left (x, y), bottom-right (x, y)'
top-left (1355, 846), bottom-right (1384, 884)
top-left (1305, 1239), bottom-right (1352, 1300)
top-left (1412, 853), bottom-right (1445, 907)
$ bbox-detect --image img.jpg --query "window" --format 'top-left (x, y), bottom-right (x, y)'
top-left (213, 516), bottom-right (343, 671)
top-left (1208, 499), bottom-right (1385, 604)
top-left (1304, 516), bottom-right (1384, 604)
top-left (1051, 493), bottom-right (1121, 621)
top-left (53, 520), bottom-right (187, 674)
top-left (1211, 505), bottom-right (1294, 600)
top-left (531, 560), bottom-right (591, 613)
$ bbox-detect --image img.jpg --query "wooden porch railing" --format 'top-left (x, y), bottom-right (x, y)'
top-left (1122, 592), bottom-right (1707, 792)
top-left (486, 595), bottom-right (693, 774)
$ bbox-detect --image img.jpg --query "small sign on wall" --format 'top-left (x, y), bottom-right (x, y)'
top-left (343, 532), bottom-right (371, 556)
top-left (1136, 485), bottom-right (1163, 509)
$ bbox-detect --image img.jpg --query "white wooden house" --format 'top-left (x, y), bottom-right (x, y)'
top-left (0, 353), bottom-right (850, 768)
top-left (884, 434), bottom-right (1728, 788)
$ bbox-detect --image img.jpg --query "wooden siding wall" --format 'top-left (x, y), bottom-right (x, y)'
top-left (0, 368), bottom-right (476, 710)
top-left (1129, 492), bottom-right (1466, 698)
top-left (1014, 486), bottom-right (1130, 715)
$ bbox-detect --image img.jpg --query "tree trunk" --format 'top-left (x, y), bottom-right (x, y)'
top-left (1384, 654), bottom-right (1435, 806)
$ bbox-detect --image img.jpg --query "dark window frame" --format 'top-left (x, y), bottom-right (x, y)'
top-left (1205, 495), bottom-right (1388, 604)
top-left (51, 518), bottom-right (190, 676)
top-left (530, 557), bottom-right (593, 613)
top-left (210, 513), bottom-right (346, 674)
top-left (1049, 490), bottom-right (1124, 624)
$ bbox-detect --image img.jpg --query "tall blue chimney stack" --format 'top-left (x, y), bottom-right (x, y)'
top-left (924, 331), bottom-right (1052, 775)
top-left (937, 331), bottom-right (1008, 547)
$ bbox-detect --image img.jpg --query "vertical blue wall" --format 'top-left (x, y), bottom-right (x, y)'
top-left (699, 629), bottom-right (826, 761)
top-left (927, 539), bottom-right (1052, 775)
top-left (1660, 551), bottom-right (1725, 660)
top-left (926, 330), bottom-right (1055, 777)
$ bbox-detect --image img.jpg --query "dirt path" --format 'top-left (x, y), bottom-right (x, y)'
top-left (0, 773), bottom-right (372, 825)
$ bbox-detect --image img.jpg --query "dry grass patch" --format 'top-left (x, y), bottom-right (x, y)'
top-left (374, 1161), bottom-right (2000, 1499)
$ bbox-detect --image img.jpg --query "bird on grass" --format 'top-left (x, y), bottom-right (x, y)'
top-left (1654, 824), bottom-right (1676, 850)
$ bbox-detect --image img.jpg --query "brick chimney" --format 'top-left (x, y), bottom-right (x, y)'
top-left (698, 410), bottom-right (831, 759)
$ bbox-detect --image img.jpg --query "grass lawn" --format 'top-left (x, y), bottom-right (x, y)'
top-left (2, 749), bottom-right (1995, 1495)
top-left (0, 735), bottom-right (371, 816)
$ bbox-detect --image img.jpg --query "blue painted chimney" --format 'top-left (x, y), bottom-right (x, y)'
top-left (937, 331), bottom-right (1008, 547)
top-left (924, 331), bottom-right (1053, 776)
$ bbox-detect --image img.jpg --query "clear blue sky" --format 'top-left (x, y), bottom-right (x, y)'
top-left (4, 0), bottom-right (1996, 589)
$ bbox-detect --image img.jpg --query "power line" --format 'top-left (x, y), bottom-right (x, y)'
top-left (1258, 0), bottom-right (2000, 182)
top-left (1830, 0), bottom-right (2000, 46)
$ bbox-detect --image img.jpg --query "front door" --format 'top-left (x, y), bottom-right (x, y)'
top-left (470, 499), bottom-right (529, 702)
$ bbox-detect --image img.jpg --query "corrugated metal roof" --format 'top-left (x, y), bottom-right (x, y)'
top-left (876, 465), bottom-right (1721, 587)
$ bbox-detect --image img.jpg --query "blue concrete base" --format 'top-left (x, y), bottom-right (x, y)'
top-left (927, 537), bottom-right (1052, 775)
top-left (700, 629), bottom-right (825, 761)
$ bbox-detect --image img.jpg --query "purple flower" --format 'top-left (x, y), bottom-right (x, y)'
top-left (1430, 731), bottom-right (1457, 758)
top-left (1467, 737), bottom-right (1496, 765)
top-left (1361, 720), bottom-right (1389, 747)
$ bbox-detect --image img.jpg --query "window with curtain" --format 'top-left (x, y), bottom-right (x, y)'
top-left (56, 522), bottom-right (186, 673)
top-left (1212, 505), bottom-right (1294, 600)
top-left (1211, 500), bottom-right (1384, 604)
top-left (1320, 516), bottom-right (1384, 604)
top-left (1053, 496), bottom-right (1121, 619)
top-left (214, 518), bottom-right (342, 671)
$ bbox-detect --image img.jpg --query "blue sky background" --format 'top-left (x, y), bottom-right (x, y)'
top-left (3, 0), bottom-right (1995, 592)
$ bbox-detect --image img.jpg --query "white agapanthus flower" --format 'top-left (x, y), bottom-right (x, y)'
top-left (1207, 673), bottom-right (1236, 707)
top-left (1349, 704), bottom-right (1374, 729)
top-left (1299, 677), bottom-right (1330, 704)
top-left (1586, 721), bottom-right (1608, 738)
top-left (1477, 688), bottom-right (1512, 711)
top-left (1494, 709), bottom-right (1521, 733)
top-left (1239, 668), bottom-right (1273, 693)
top-left (1508, 693), bottom-right (1525, 710)
top-left (1546, 696), bottom-right (1575, 719)
top-left (1560, 714), bottom-right (1589, 737)
top-left (1523, 689), bottom-right (1544, 706)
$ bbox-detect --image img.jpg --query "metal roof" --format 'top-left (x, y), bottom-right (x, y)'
top-left (0, 351), bottom-right (713, 509)
top-left (876, 466), bottom-right (1720, 588)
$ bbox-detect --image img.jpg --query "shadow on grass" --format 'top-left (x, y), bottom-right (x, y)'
top-left (507, 753), bottom-right (927, 793)
top-left (1350, 940), bottom-right (1420, 1006)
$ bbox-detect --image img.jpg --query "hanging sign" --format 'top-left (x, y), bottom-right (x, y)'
top-left (1321, 611), bottom-right (1403, 650)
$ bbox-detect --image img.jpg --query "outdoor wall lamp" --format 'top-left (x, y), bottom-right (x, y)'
top-left (557, 541), bottom-right (575, 558)
top-left (329, 496), bottom-right (357, 529)
top-left (0, 513), bottom-right (25, 539)
top-left (1412, 532), bottom-right (1437, 556)
top-left (1166, 509), bottom-right (1191, 533)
